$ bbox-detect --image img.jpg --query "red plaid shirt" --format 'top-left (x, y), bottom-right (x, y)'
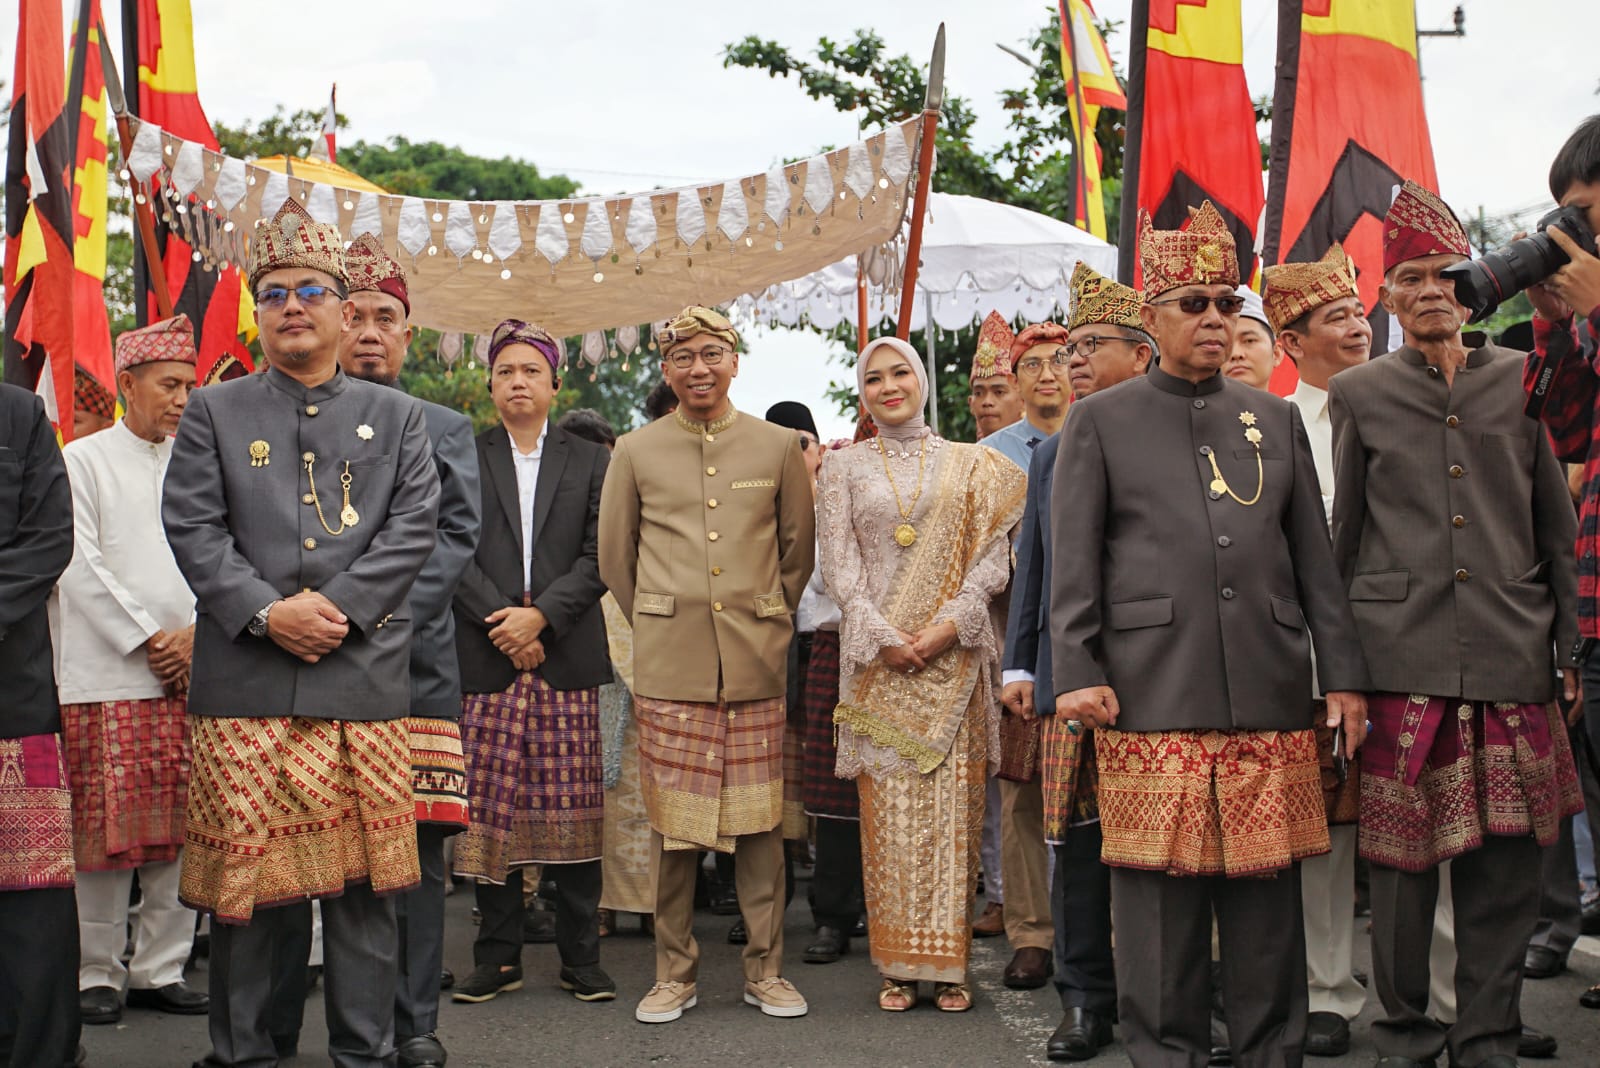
top-left (1525, 307), bottom-right (1600, 638)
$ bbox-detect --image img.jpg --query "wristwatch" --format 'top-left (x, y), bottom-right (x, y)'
top-left (247, 600), bottom-right (280, 639)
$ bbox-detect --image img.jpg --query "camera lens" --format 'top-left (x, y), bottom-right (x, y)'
top-left (1444, 236), bottom-right (1563, 322)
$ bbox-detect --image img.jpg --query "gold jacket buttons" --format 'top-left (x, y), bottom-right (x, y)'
top-left (708, 498), bottom-right (719, 509)
top-left (1449, 465), bottom-right (1464, 478)
top-left (302, 493), bottom-right (315, 505)
top-left (713, 601), bottom-right (724, 612)
top-left (306, 404), bottom-right (319, 416)
top-left (1452, 515), bottom-right (1466, 528)
top-left (708, 531), bottom-right (720, 542)
top-left (1445, 414), bottom-right (1459, 428)
top-left (711, 566), bottom-right (723, 576)
top-left (705, 434), bottom-right (716, 443)
top-left (706, 466), bottom-right (717, 476)
top-left (1455, 568), bottom-right (1469, 582)
top-left (302, 451), bottom-right (315, 463)
top-left (303, 537), bottom-right (317, 550)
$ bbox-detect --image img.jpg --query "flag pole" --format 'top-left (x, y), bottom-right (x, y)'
top-left (1116, 0), bottom-right (1149, 285)
top-left (894, 23), bottom-right (945, 342)
top-left (98, 27), bottom-right (174, 318)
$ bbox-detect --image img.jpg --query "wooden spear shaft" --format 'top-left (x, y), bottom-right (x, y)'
top-left (894, 23), bottom-right (945, 341)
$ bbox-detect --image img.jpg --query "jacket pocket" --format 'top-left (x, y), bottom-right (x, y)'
top-left (636, 591), bottom-right (675, 617)
top-left (1270, 595), bottom-right (1306, 630)
top-left (1108, 596), bottom-right (1172, 630)
top-left (1513, 560), bottom-right (1552, 584)
top-left (754, 592), bottom-right (788, 618)
top-left (1349, 569), bottom-right (1408, 601)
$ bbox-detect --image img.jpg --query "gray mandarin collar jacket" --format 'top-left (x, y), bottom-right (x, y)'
top-left (1049, 364), bottom-right (1369, 733)
top-left (1330, 344), bottom-right (1577, 702)
top-left (162, 366), bottom-right (441, 720)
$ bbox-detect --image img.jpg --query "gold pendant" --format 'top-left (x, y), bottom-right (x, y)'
top-left (340, 505), bottom-right (360, 528)
top-left (1210, 477), bottom-right (1227, 494)
top-left (894, 523), bottom-right (918, 548)
top-left (249, 440), bottom-right (270, 467)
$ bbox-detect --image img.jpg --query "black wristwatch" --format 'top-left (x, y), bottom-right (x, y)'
top-left (248, 600), bottom-right (280, 639)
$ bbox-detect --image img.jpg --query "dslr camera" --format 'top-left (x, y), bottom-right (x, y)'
top-left (1444, 205), bottom-right (1599, 322)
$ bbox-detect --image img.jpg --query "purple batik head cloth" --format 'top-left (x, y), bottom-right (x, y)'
top-left (487, 319), bottom-right (561, 370)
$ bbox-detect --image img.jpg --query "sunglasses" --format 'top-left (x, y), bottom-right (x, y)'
top-left (255, 284), bottom-right (341, 309)
top-left (1149, 294), bottom-right (1246, 316)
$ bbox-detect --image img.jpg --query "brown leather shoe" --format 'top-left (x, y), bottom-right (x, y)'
top-left (972, 901), bottom-right (1005, 938)
top-left (1003, 946), bottom-right (1054, 989)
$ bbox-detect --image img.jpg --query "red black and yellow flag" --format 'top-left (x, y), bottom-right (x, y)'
top-left (121, 0), bottom-right (255, 381)
top-left (1118, 0), bottom-right (1264, 286)
top-left (4, 0), bottom-right (78, 433)
top-left (1263, 0), bottom-right (1438, 322)
top-left (69, 0), bottom-right (116, 392)
top-left (1059, 0), bottom-right (1126, 239)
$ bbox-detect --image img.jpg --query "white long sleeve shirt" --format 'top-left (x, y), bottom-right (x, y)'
top-left (51, 420), bottom-right (196, 703)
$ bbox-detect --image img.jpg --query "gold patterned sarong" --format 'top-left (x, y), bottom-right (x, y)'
top-left (634, 695), bottom-right (785, 853)
top-left (1095, 728), bottom-right (1328, 877)
top-left (181, 716), bottom-right (419, 924)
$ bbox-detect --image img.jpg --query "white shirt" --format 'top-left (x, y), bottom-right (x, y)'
top-left (797, 534), bottom-right (840, 633)
top-left (510, 424), bottom-right (547, 590)
top-left (1288, 378), bottom-right (1335, 528)
top-left (50, 419), bottom-right (196, 703)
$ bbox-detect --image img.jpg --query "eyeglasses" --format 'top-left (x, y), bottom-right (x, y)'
top-left (1016, 352), bottom-right (1072, 375)
top-left (797, 433), bottom-right (817, 451)
top-left (1148, 294), bottom-right (1246, 316)
top-left (666, 347), bottom-right (730, 369)
top-left (1060, 336), bottom-right (1139, 359)
top-left (255, 284), bottom-right (341, 309)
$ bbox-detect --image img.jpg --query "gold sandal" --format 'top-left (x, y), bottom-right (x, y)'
top-left (878, 978), bottom-right (917, 1012)
top-left (934, 982), bottom-right (972, 1012)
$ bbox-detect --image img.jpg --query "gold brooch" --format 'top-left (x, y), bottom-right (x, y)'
top-left (249, 440), bottom-right (271, 467)
top-left (357, 424), bottom-right (374, 441)
top-left (1204, 411), bottom-right (1264, 506)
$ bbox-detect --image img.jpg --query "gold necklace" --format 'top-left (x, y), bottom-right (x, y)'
top-left (1205, 412), bottom-right (1264, 507)
top-left (306, 456), bottom-right (360, 535)
top-left (876, 441), bottom-right (926, 547)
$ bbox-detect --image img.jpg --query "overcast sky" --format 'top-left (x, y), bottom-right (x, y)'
top-left (9, 0), bottom-right (1595, 437)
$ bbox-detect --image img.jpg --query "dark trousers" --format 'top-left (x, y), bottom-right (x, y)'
top-left (266, 901), bottom-right (313, 1053)
top-left (714, 850), bottom-right (796, 910)
top-left (809, 817), bottom-right (864, 930)
top-left (1112, 864), bottom-right (1307, 1068)
top-left (1530, 724), bottom-right (1600, 960)
top-left (208, 884), bottom-right (399, 1068)
top-left (473, 861), bottom-right (601, 970)
top-left (1369, 835), bottom-right (1540, 1066)
top-left (395, 825), bottom-right (448, 1040)
top-left (0, 887), bottom-right (80, 1068)
top-left (1051, 822), bottom-right (1116, 1016)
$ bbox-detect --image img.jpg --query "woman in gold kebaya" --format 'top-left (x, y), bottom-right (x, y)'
top-left (817, 337), bottom-right (1025, 1012)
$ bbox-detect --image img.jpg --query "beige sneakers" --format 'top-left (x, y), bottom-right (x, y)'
top-left (743, 976), bottom-right (809, 1018)
top-left (635, 980), bottom-right (697, 1024)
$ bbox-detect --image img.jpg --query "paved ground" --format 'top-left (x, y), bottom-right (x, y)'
top-left (82, 876), bottom-right (1600, 1067)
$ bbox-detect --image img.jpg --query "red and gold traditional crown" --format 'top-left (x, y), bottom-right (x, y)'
top-left (970, 311), bottom-right (1016, 381)
top-left (1067, 261), bottom-right (1144, 332)
top-left (1382, 180), bottom-right (1469, 274)
top-left (248, 197), bottom-right (346, 290)
top-left (1262, 243), bottom-right (1360, 333)
top-left (1138, 201), bottom-right (1241, 297)
top-left (344, 232), bottom-right (410, 314)
top-left (115, 313), bottom-right (198, 374)
top-left (74, 366), bottom-right (115, 419)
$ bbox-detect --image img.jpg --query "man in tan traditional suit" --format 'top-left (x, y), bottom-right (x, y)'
top-left (599, 305), bottom-right (815, 1024)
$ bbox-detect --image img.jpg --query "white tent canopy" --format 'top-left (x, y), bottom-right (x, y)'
top-left (737, 192), bottom-right (1118, 334)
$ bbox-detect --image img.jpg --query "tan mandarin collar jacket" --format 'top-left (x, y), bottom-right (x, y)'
top-left (599, 408), bottom-right (816, 703)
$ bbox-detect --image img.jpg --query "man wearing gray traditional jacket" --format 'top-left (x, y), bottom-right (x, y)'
top-left (162, 198), bottom-right (441, 1068)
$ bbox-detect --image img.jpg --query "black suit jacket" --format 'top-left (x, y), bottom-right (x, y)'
top-left (453, 422), bottom-right (611, 693)
top-left (1004, 433), bottom-right (1059, 711)
top-left (0, 384), bottom-right (75, 737)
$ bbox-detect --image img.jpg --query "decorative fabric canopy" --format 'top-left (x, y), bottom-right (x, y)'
top-left (120, 115), bottom-right (921, 337)
top-left (736, 192), bottom-right (1118, 333)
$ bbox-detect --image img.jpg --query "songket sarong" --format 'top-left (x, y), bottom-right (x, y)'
top-left (782, 719), bottom-right (806, 840)
top-left (455, 671), bottom-right (604, 879)
top-left (0, 733), bottom-right (75, 891)
top-left (1095, 728), bottom-right (1328, 877)
top-left (600, 709), bottom-right (653, 913)
top-left (857, 689), bottom-right (989, 983)
top-left (1313, 705), bottom-right (1359, 826)
top-left (800, 632), bottom-right (856, 820)
top-left (407, 716), bottom-right (469, 831)
top-left (181, 716), bottom-right (419, 924)
top-left (634, 694), bottom-right (785, 853)
top-left (1041, 717), bottom-right (1099, 845)
top-left (61, 697), bottom-right (190, 870)
top-left (1360, 694), bottom-right (1582, 872)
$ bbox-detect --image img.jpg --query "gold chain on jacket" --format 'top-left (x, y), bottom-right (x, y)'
top-left (1206, 412), bottom-right (1264, 506)
top-left (305, 456), bottom-right (360, 535)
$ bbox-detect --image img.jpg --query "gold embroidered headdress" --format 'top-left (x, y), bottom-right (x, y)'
top-left (970, 311), bottom-right (1016, 381)
top-left (344, 232), bottom-right (410, 314)
top-left (1382, 180), bottom-right (1470, 273)
top-left (1262, 243), bottom-right (1360, 333)
top-left (248, 197), bottom-right (346, 290)
top-left (1066, 261), bottom-right (1144, 331)
top-left (1138, 201), bottom-right (1241, 297)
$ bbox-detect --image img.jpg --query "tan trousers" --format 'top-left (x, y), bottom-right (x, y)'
top-left (649, 826), bottom-right (785, 983)
top-left (998, 776), bottom-right (1053, 950)
top-left (1302, 824), bottom-right (1366, 1018)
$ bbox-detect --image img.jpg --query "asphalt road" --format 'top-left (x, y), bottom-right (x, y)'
top-left (82, 876), bottom-right (1600, 1067)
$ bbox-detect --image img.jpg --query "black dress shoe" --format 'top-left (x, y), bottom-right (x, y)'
top-left (1003, 946), bottom-right (1053, 989)
top-left (709, 883), bottom-right (740, 916)
top-left (1047, 1006), bottom-right (1113, 1061)
top-left (1518, 1024), bottom-right (1558, 1058)
top-left (1304, 1011), bottom-right (1351, 1057)
top-left (853, 914), bottom-right (868, 938)
top-left (1523, 944), bottom-right (1565, 978)
top-left (1208, 1048), bottom-right (1233, 1067)
top-left (727, 918), bottom-right (748, 945)
top-left (79, 986), bottom-right (121, 1025)
top-left (523, 910), bottom-right (555, 944)
top-left (1582, 900), bottom-right (1600, 936)
top-left (559, 964), bottom-right (617, 1002)
top-left (1582, 982), bottom-right (1600, 1009)
top-left (397, 1032), bottom-right (448, 1068)
top-left (451, 963), bottom-right (524, 1004)
top-left (126, 981), bottom-right (209, 1015)
top-left (803, 925), bottom-right (848, 963)
top-left (439, 968), bottom-right (454, 990)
